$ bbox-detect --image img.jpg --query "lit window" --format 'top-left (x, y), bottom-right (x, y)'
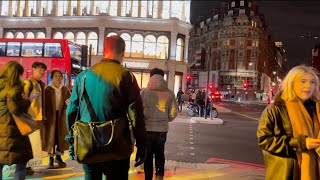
top-left (171, 1), bottom-right (183, 20)
top-left (16, 32), bottom-right (24, 39)
top-left (107, 32), bottom-right (117, 37)
top-left (156, 36), bottom-right (169, 59)
top-left (176, 38), bottom-right (184, 61)
top-left (65, 32), bottom-right (75, 42)
top-left (162, 1), bottom-right (170, 19)
top-left (94, 1), bottom-right (109, 15)
top-left (53, 32), bottom-right (63, 39)
top-left (131, 34), bottom-right (143, 58)
top-left (4, 32), bottom-right (14, 38)
top-left (110, 1), bottom-right (118, 16)
top-left (152, 0), bottom-right (159, 18)
top-left (1, 1), bottom-right (9, 16)
top-left (47, 1), bottom-right (53, 15)
top-left (141, 1), bottom-right (147, 17)
top-left (80, 1), bottom-right (91, 15)
top-left (57, 1), bottom-right (68, 16)
top-left (240, 1), bottom-right (245, 6)
top-left (231, 1), bottom-right (235, 7)
top-left (120, 33), bottom-right (131, 57)
top-left (36, 32), bottom-right (46, 39)
top-left (248, 2), bottom-right (252, 7)
top-left (132, 1), bottom-right (139, 17)
top-left (121, 0), bottom-right (132, 16)
top-left (144, 35), bottom-right (156, 59)
top-left (25, 32), bottom-right (35, 39)
top-left (76, 32), bottom-right (86, 45)
top-left (142, 72), bottom-right (150, 88)
top-left (239, 9), bottom-right (245, 14)
top-left (70, 1), bottom-right (77, 15)
top-left (88, 32), bottom-right (98, 55)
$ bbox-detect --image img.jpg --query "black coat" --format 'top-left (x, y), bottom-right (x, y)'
top-left (257, 93), bottom-right (309, 180)
top-left (0, 80), bottom-right (33, 165)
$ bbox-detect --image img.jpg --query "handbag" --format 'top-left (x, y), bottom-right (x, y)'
top-left (72, 74), bottom-right (131, 164)
top-left (12, 113), bottom-right (38, 136)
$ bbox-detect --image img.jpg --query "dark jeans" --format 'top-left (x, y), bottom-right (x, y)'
top-left (178, 101), bottom-right (183, 112)
top-left (144, 132), bottom-right (167, 180)
top-left (82, 158), bottom-right (130, 180)
top-left (0, 163), bottom-right (27, 180)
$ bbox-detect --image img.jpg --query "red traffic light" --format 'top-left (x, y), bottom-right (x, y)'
top-left (186, 75), bottom-right (191, 81)
top-left (243, 82), bottom-right (248, 88)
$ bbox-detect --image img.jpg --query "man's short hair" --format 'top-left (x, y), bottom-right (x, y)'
top-left (150, 68), bottom-right (164, 77)
top-left (32, 62), bottom-right (47, 70)
top-left (104, 35), bottom-right (125, 55)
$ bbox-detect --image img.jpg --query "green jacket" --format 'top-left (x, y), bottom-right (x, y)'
top-left (66, 60), bottom-right (146, 160)
top-left (257, 93), bottom-right (308, 180)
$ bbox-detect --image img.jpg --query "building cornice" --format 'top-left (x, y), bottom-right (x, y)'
top-left (0, 16), bottom-right (192, 35)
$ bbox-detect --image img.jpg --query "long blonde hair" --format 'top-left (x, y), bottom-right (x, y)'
top-left (281, 65), bottom-right (320, 101)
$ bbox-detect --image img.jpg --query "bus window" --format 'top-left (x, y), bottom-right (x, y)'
top-left (7, 42), bottom-right (21, 56)
top-left (0, 42), bottom-right (5, 56)
top-left (21, 42), bottom-right (43, 57)
top-left (69, 44), bottom-right (81, 61)
top-left (44, 43), bottom-right (63, 58)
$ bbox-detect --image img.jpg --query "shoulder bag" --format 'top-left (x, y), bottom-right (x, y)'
top-left (72, 73), bottom-right (132, 164)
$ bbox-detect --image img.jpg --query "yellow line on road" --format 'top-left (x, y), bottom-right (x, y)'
top-left (233, 112), bottom-right (259, 121)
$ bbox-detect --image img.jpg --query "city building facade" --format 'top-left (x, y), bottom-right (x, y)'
top-left (188, 0), bottom-right (286, 101)
top-left (0, 0), bottom-right (191, 95)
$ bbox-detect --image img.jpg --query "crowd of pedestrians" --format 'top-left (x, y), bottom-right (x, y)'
top-left (1, 35), bottom-right (320, 180)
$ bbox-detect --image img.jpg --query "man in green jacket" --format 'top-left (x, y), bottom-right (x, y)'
top-left (66, 35), bottom-right (146, 180)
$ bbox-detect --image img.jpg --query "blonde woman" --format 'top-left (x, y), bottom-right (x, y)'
top-left (257, 65), bottom-right (320, 180)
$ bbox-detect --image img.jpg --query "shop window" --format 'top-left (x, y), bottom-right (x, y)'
top-left (88, 32), bottom-right (98, 55)
top-left (80, 1), bottom-right (91, 15)
top-left (36, 32), bottom-right (46, 39)
top-left (120, 33), bottom-right (131, 57)
top-left (64, 32), bottom-right (75, 42)
top-left (176, 38), bottom-right (184, 61)
top-left (94, 1), bottom-right (109, 15)
top-left (171, 1), bottom-right (183, 20)
top-left (11, 1), bottom-right (17, 17)
top-left (132, 72), bottom-right (142, 88)
top-left (141, 1), bottom-right (147, 17)
top-left (53, 32), bottom-right (63, 39)
top-left (144, 35), bottom-right (156, 59)
top-left (131, 34), bottom-right (143, 58)
top-left (156, 36), bottom-right (169, 59)
top-left (70, 1), bottom-right (77, 15)
top-left (75, 32), bottom-right (86, 45)
top-left (25, 32), bottom-right (35, 39)
top-left (152, 0), bottom-right (159, 18)
top-left (15, 32), bottom-right (24, 39)
top-left (4, 32), bottom-right (14, 38)
top-left (142, 72), bottom-right (150, 88)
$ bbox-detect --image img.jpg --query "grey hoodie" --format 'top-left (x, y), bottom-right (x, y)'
top-left (140, 74), bottom-right (178, 132)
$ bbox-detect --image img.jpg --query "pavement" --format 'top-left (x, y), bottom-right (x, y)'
top-left (2, 103), bottom-right (266, 180)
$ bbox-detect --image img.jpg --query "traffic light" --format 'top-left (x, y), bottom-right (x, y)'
top-left (186, 75), bottom-right (191, 81)
top-left (208, 83), bottom-right (214, 89)
top-left (243, 82), bottom-right (248, 88)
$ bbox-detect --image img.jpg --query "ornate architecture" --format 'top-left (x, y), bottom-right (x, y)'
top-left (188, 0), bottom-right (286, 100)
top-left (0, 0), bottom-right (191, 95)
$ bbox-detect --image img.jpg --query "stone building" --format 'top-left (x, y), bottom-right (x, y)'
top-left (0, 0), bottom-right (191, 95)
top-left (188, 0), bottom-right (286, 100)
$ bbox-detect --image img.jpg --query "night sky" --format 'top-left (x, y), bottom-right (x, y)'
top-left (190, 1), bottom-right (320, 69)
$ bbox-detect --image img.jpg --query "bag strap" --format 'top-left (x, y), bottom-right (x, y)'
top-left (75, 72), bottom-right (99, 122)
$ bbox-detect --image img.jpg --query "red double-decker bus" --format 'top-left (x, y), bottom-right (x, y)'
top-left (0, 38), bottom-right (87, 86)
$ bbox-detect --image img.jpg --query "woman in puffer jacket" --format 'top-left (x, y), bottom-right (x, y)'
top-left (0, 61), bottom-right (33, 180)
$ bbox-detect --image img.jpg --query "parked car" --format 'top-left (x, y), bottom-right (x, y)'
top-left (210, 91), bottom-right (222, 102)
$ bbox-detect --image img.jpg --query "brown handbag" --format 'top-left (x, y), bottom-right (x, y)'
top-left (12, 113), bottom-right (38, 136)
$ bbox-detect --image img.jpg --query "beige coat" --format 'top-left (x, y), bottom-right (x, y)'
top-left (42, 85), bottom-right (70, 153)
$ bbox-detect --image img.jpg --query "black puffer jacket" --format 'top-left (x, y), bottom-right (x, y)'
top-left (0, 79), bottom-right (33, 166)
top-left (257, 92), bottom-right (311, 180)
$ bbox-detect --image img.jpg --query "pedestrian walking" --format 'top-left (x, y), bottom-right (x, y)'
top-left (43, 70), bottom-right (70, 169)
top-left (257, 65), bottom-right (320, 180)
top-left (0, 61), bottom-right (33, 180)
top-left (66, 35), bottom-right (147, 180)
top-left (140, 68), bottom-right (178, 180)
top-left (23, 62), bottom-right (47, 175)
top-left (176, 88), bottom-right (184, 113)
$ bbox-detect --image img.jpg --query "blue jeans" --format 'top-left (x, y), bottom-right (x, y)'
top-left (0, 163), bottom-right (27, 180)
top-left (82, 158), bottom-right (130, 180)
top-left (144, 132), bottom-right (167, 180)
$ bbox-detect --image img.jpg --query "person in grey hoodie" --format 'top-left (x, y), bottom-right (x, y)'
top-left (140, 68), bottom-right (178, 180)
